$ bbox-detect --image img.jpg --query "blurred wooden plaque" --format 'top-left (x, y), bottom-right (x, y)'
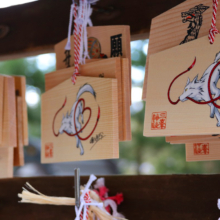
top-left (186, 142), bottom-right (220, 161)
top-left (41, 76), bottom-right (119, 163)
top-left (143, 0), bottom-right (218, 100)
top-left (144, 35), bottom-right (220, 137)
top-left (0, 76), bottom-right (3, 145)
top-left (166, 135), bottom-right (220, 144)
top-left (0, 76), bottom-right (16, 147)
top-left (55, 26), bottom-right (131, 70)
top-left (14, 96), bottom-right (24, 167)
top-left (13, 76), bottom-right (28, 146)
top-left (55, 26), bottom-right (131, 103)
top-left (0, 147), bottom-right (13, 178)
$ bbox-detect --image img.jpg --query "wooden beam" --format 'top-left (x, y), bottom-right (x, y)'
top-left (0, 0), bottom-right (185, 60)
top-left (1, 175), bottom-right (220, 219)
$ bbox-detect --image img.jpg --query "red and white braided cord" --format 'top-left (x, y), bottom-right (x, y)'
top-left (80, 192), bottom-right (91, 220)
top-left (72, 3), bottom-right (79, 84)
top-left (209, 0), bottom-right (219, 44)
top-left (72, 1), bottom-right (85, 84)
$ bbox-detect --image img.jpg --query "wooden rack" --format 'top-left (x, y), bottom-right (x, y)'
top-left (0, 0), bottom-right (185, 60)
top-left (0, 175), bottom-right (220, 219)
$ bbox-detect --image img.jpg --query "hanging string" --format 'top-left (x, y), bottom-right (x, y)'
top-left (65, 0), bottom-right (98, 84)
top-left (209, 0), bottom-right (219, 44)
top-left (72, 1), bottom-right (82, 84)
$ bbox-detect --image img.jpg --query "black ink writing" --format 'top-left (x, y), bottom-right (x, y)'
top-left (111, 34), bottom-right (122, 57)
top-left (180, 4), bottom-right (209, 45)
top-left (63, 50), bottom-right (71, 67)
top-left (90, 132), bottom-right (105, 150)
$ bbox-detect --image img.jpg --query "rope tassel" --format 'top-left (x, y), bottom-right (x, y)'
top-left (18, 175), bottom-right (127, 220)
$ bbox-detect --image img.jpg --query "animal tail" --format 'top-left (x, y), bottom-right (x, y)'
top-left (214, 52), bottom-right (220, 63)
top-left (76, 84), bottom-right (96, 100)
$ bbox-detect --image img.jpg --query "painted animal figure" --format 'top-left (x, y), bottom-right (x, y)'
top-left (58, 84), bottom-right (96, 155)
top-left (180, 52), bottom-right (220, 127)
top-left (180, 4), bottom-right (209, 45)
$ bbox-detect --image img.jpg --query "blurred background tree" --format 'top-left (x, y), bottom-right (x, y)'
top-left (1, 40), bottom-right (220, 176)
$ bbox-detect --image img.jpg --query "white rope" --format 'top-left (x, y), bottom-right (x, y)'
top-left (75, 174), bottom-right (103, 220)
top-left (65, 0), bottom-right (98, 64)
top-left (65, 3), bottom-right (75, 50)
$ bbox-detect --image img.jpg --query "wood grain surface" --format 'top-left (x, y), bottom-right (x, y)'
top-left (167, 135), bottom-right (220, 144)
top-left (0, 76), bottom-right (3, 145)
top-left (55, 26), bottom-right (131, 103)
top-left (45, 58), bottom-right (131, 141)
top-left (0, 147), bottom-right (13, 178)
top-left (186, 142), bottom-right (220, 161)
top-left (143, 0), bottom-right (217, 100)
top-left (42, 76), bottom-right (119, 163)
top-left (0, 76), bottom-right (16, 147)
top-left (13, 76), bottom-right (28, 146)
top-left (144, 35), bottom-right (220, 137)
top-left (13, 96), bottom-right (24, 167)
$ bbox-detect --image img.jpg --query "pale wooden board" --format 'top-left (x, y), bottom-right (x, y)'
top-left (143, 0), bottom-right (218, 100)
top-left (186, 142), bottom-right (220, 161)
top-left (0, 147), bottom-right (13, 178)
top-left (13, 76), bottom-right (28, 146)
top-left (14, 96), bottom-right (24, 167)
top-left (166, 135), bottom-right (220, 144)
top-left (45, 58), bottom-right (131, 142)
top-left (144, 35), bottom-right (220, 137)
top-left (0, 76), bottom-right (16, 147)
top-left (41, 76), bottom-right (119, 163)
top-left (0, 76), bottom-right (4, 145)
top-left (121, 58), bottom-right (132, 141)
top-left (55, 25), bottom-right (131, 103)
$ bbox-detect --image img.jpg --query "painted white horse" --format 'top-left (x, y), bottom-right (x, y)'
top-left (58, 84), bottom-right (96, 155)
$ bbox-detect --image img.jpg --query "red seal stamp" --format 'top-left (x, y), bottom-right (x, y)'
top-left (45, 143), bottom-right (54, 158)
top-left (193, 143), bottom-right (209, 155)
top-left (151, 112), bottom-right (167, 130)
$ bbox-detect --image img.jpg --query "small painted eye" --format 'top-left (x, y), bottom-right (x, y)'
top-left (185, 88), bottom-right (188, 92)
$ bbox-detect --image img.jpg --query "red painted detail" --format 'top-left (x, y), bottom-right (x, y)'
top-left (193, 143), bottom-right (209, 155)
top-left (151, 112), bottom-right (167, 130)
top-left (52, 97), bottom-right (100, 141)
top-left (168, 58), bottom-right (220, 107)
top-left (45, 143), bottom-right (53, 158)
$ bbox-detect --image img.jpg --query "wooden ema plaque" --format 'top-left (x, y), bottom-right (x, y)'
top-left (0, 76), bottom-right (3, 145)
top-left (45, 58), bottom-right (131, 142)
top-left (166, 135), bottom-right (220, 144)
top-left (41, 76), bottom-right (119, 163)
top-left (13, 76), bottom-right (28, 146)
top-left (0, 147), bottom-right (13, 178)
top-left (186, 142), bottom-right (220, 161)
top-left (0, 76), bottom-right (16, 147)
top-left (14, 96), bottom-right (24, 167)
top-left (142, 0), bottom-right (220, 100)
top-left (144, 35), bottom-right (220, 137)
top-left (55, 26), bottom-right (131, 103)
